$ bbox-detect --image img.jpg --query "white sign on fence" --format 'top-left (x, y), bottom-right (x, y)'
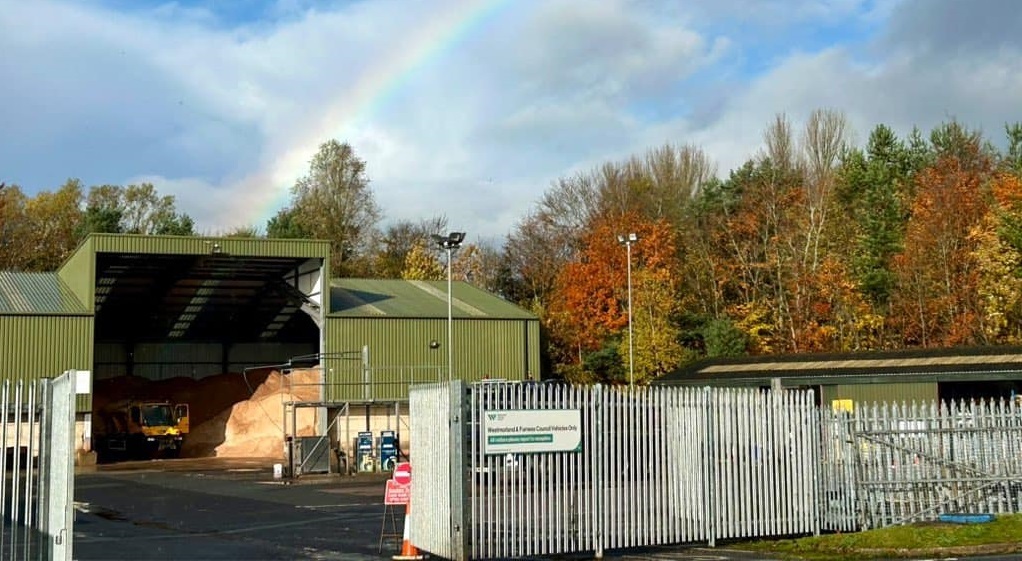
top-left (482, 409), bottom-right (582, 455)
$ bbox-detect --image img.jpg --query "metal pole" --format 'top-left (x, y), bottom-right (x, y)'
top-left (447, 246), bottom-right (454, 383)
top-left (626, 240), bottom-right (634, 387)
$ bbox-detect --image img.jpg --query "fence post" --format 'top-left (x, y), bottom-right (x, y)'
top-left (593, 384), bottom-right (603, 559)
top-left (449, 380), bottom-right (470, 560)
top-left (810, 390), bottom-right (822, 537)
top-left (45, 370), bottom-right (78, 561)
top-left (704, 387), bottom-right (716, 548)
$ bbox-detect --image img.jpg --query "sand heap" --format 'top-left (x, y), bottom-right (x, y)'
top-left (93, 368), bottom-right (321, 460)
top-left (186, 369), bottom-right (320, 459)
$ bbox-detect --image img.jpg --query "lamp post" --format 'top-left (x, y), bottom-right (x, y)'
top-left (432, 231), bottom-right (466, 382)
top-left (617, 233), bottom-right (638, 386)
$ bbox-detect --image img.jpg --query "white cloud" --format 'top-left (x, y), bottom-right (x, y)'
top-left (1, 0), bottom-right (1020, 246)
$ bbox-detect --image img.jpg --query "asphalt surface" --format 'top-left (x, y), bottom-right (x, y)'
top-left (70, 458), bottom-right (1022, 561)
top-left (75, 458), bottom-right (391, 560)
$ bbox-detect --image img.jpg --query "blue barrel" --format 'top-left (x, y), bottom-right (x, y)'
top-left (938, 513), bottom-right (995, 524)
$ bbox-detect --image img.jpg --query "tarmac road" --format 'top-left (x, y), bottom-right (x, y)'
top-left (75, 458), bottom-right (391, 560)
top-left (72, 458), bottom-right (1016, 561)
top-left (73, 458), bottom-right (784, 561)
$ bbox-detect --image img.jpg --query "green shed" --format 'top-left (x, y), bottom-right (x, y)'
top-left (0, 271), bottom-right (93, 378)
top-left (655, 347), bottom-right (1022, 406)
top-left (323, 278), bottom-right (540, 401)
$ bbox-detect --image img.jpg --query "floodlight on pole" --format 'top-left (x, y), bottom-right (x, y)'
top-left (617, 232), bottom-right (639, 387)
top-left (432, 231), bottom-right (466, 382)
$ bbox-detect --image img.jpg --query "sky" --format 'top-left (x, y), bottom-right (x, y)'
top-left (1, 0), bottom-right (1020, 243)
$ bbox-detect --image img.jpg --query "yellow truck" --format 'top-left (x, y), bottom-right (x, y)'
top-left (95, 399), bottom-right (190, 461)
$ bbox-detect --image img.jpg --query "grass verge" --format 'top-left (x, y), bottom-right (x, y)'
top-left (736, 514), bottom-right (1022, 560)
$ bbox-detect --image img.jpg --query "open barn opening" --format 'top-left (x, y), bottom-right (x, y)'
top-left (89, 248), bottom-right (324, 464)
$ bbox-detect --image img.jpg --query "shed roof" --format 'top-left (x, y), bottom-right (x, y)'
top-left (654, 346), bottom-right (1022, 387)
top-left (0, 272), bottom-right (87, 315)
top-left (329, 279), bottom-right (536, 320)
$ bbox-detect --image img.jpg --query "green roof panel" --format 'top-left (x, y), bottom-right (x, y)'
top-left (0, 272), bottom-right (88, 314)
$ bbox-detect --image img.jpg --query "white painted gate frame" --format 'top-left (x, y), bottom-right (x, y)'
top-left (0, 370), bottom-right (81, 561)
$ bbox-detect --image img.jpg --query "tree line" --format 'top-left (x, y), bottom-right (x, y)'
top-left (4, 114), bottom-right (1022, 384)
top-left (497, 111), bottom-right (1022, 384)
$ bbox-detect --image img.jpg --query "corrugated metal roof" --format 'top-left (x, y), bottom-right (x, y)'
top-left (329, 279), bottom-right (536, 319)
top-left (654, 346), bottom-right (1022, 387)
top-left (0, 272), bottom-right (88, 314)
top-left (697, 354), bottom-right (1022, 375)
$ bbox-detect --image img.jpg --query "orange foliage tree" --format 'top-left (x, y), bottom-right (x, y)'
top-left (890, 156), bottom-right (990, 346)
top-left (548, 212), bottom-right (681, 382)
top-left (972, 173), bottom-right (1022, 343)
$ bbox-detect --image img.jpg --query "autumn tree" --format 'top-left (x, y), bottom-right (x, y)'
top-left (548, 218), bottom-right (627, 365)
top-left (0, 183), bottom-right (30, 270)
top-left (275, 140), bottom-right (382, 277)
top-left (75, 183), bottom-right (193, 238)
top-left (627, 263), bottom-right (686, 382)
top-left (374, 216), bottom-right (447, 279)
top-left (19, 179), bottom-right (85, 270)
top-left (890, 151), bottom-right (991, 346)
top-left (501, 210), bottom-right (577, 308)
top-left (451, 241), bottom-right (503, 292)
top-left (119, 183), bottom-right (194, 235)
top-left (401, 240), bottom-right (443, 280)
top-left (549, 213), bottom-right (683, 383)
top-left (701, 157), bottom-right (802, 353)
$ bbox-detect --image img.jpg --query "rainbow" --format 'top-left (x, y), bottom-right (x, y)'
top-left (239, 0), bottom-right (510, 228)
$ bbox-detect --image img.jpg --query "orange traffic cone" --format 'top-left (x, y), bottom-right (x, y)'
top-left (393, 500), bottom-right (423, 560)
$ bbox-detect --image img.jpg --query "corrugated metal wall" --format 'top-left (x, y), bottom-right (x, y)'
top-left (323, 317), bottom-right (540, 401)
top-left (89, 234), bottom-right (330, 259)
top-left (821, 382), bottom-right (937, 405)
top-left (0, 317), bottom-right (92, 379)
top-left (0, 316), bottom-right (93, 412)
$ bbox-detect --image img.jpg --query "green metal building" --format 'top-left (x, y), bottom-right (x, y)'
top-left (0, 233), bottom-right (539, 411)
top-left (324, 278), bottom-right (540, 401)
top-left (0, 272), bottom-right (93, 377)
top-left (655, 346), bottom-right (1022, 406)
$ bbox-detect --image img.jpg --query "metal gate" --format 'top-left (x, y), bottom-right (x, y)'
top-left (410, 382), bottom-right (820, 560)
top-left (820, 399), bottom-right (1022, 530)
top-left (0, 370), bottom-right (81, 561)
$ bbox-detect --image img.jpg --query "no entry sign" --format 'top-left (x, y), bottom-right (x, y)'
top-left (393, 462), bottom-right (412, 486)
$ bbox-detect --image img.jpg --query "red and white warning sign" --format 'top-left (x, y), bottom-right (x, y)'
top-left (384, 479), bottom-right (411, 505)
top-left (385, 462), bottom-right (412, 505)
